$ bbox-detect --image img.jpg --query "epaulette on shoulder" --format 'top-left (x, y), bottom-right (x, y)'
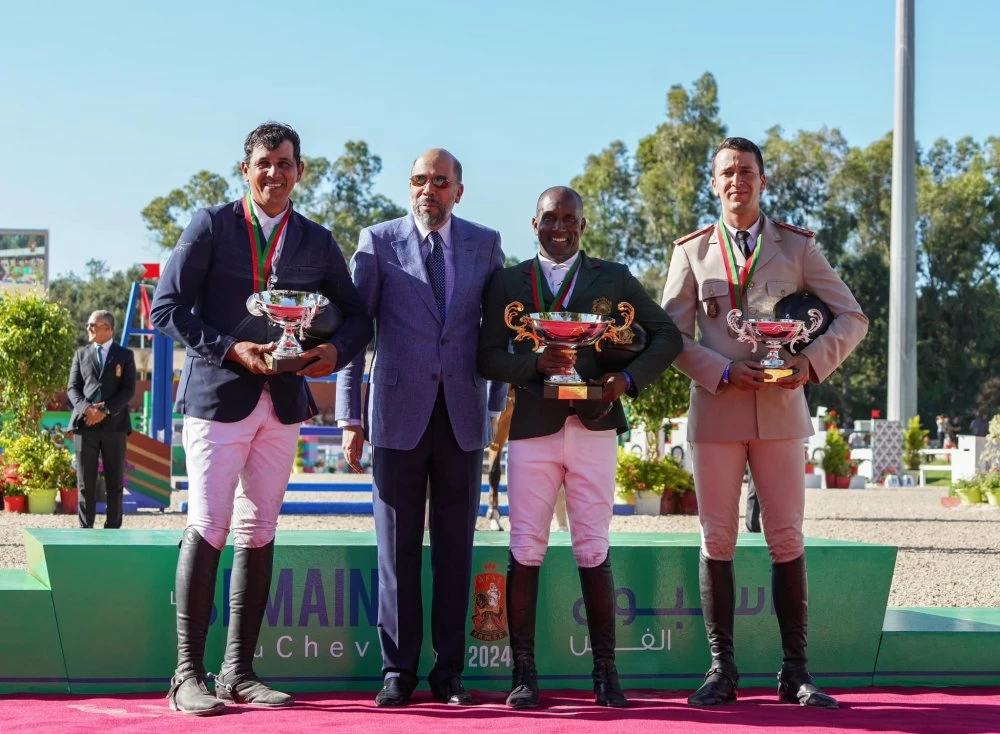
top-left (774, 221), bottom-right (815, 238)
top-left (673, 224), bottom-right (714, 246)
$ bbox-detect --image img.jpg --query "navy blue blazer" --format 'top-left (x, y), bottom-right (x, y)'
top-left (66, 342), bottom-right (137, 433)
top-left (150, 199), bottom-right (373, 424)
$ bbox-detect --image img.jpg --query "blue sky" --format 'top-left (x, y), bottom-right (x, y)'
top-left (1, 0), bottom-right (996, 279)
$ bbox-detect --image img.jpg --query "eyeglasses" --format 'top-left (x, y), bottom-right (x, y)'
top-left (409, 175), bottom-right (454, 189)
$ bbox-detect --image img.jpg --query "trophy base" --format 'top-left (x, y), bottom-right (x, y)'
top-left (543, 382), bottom-right (605, 400)
top-left (265, 353), bottom-right (319, 373)
top-left (762, 367), bottom-right (799, 383)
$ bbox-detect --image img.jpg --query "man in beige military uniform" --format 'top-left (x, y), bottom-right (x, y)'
top-left (661, 137), bottom-right (868, 710)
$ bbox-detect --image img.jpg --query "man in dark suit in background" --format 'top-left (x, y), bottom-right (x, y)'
top-left (478, 186), bottom-right (682, 709)
top-left (151, 122), bottom-right (372, 716)
top-left (67, 309), bottom-right (136, 529)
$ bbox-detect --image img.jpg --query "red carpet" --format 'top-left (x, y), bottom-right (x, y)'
top-left (1, 688), bottom-right (998, 734)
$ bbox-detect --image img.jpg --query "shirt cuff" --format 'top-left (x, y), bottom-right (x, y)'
top-left (489, 411), bottom-right (501, 419)
top-left (337, 419), bottom-right (362, 427)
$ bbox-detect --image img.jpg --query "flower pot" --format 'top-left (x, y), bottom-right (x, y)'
top-left (825, 473), bottom-right (838, 489)
top-left (959, 488), bottom-right (982, 505)
top-left (850, 464), bottom-right (859, 476)
top-left (986, 490), bottom-right (1000, 507)
top-left (837, 475), bottom-right (851, 489)
top-left (679, 491), bottom-right (699, 515)
top-left (27, 488), bottom-right (58, 515)
top-left (805, 464), bottom-right (815, 474)
top-left (659, 492), bottom-right (678, 515)
top-left (3, 495), bottom-right (27, 513)
top-left (635, 491), bottom-right (661, 516)
top-left (59, 487), bottom-right (79, 515)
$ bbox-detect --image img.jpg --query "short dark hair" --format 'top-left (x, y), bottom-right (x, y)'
top-left (244, 122), bottom-right (302, 165)
top-left (711, 137), bottom-right (764, 176)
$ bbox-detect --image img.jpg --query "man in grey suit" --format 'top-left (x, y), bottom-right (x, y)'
top-left (336, 148), bottom-right (506, 707)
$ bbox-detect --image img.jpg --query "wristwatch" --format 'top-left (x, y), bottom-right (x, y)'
top-left (722, 362), bottom-right (733, 384)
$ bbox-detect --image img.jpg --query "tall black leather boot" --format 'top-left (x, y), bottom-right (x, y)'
top-left (214, 542), bottom-right (293, 707)
top-left (168, 528), bottom-right (225, 716)
top-left (505, 552), bottom-right (540, 710)
top-left (687, 554), bottom-right (738, 706)
top-left (772, 555), bottom-right (838, 709)
top-left (578, 552), bottom-right (627, 708)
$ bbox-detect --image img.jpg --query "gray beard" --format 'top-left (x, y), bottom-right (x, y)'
top-left (414, 208), bottom-right (446, 228)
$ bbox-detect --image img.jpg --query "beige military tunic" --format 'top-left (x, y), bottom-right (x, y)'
top-left (662, 216), bottom-right (868, 561)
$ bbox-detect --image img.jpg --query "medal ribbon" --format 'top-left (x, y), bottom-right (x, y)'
top-left (243, 192), bottom-right (292, 291)
top-left (716, 219), bottom-right (761, 312)
top-left (531, 254), bottom-right (581, 312)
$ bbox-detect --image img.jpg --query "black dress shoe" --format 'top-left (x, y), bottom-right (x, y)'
top-left (431, 677), bottom-right (473, 705)
top-left (777, 670), bottom-right (839, 709)
top-left (687, 665), bottom-right (738, 706)
top-left (375, 677), bottom-right (412, 707)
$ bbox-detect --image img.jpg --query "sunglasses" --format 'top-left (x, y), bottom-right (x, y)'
top-left (409, 175), bottom-right (454, 189)
top-left (86, 322), bottom-right (106, 329)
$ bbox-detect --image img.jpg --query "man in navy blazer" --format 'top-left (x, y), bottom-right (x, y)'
top-left (66, 309), bottom-right (136, 529)
top-left (336, 148), bottom-right (506, 707)
top-left (151, 122), bottom-right (372, 716)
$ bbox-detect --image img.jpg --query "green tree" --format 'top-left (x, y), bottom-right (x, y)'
top-left (140, 171), bottom-right (234, 250)
top-left (571, 141), bottom-right (647, 266)
top-left (48, 260), bottom-right (146, 348)
top-left (141, 141), bottom-right (404, 260)
top-left (0, 294), bottom-right (77, 435)
top-left (635, 72), bottom-right (727, 254)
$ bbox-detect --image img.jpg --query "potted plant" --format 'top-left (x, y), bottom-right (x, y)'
top-left (55, 454), bottom-right (79, 515)
top-left (952, 477), bottom-right (983, 506)
top-left (903, 416), bottom-right (929, 472)
top-left (1, 462), bottom-right (28, 513)
top-left (975, 472), bottom-right (1000, 506)
top-left (821, 428), bottom-right (851, 488)
top-left (1, 434), bottom-right (73, 515)
top-left (616, 450), bottom-right (664, 515)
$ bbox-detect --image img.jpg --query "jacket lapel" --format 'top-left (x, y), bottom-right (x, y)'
top-left (565, 252), bottom-right (603, 312)
top-left (446, 217), bottom-right (477, 326)
top-left (273, 210), bottom-right (305, 277)
top-left (391, 215), bottom-right (442, 323)
top-left (753, 216), bottom-right (781, 272)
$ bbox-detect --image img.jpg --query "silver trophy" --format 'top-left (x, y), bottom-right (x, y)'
top-left (504, 301), bottom-right (635, 399)
top-left (247, 290), bottom-right (330, 372)
top-left (726, 308), bottom-right (823, 382)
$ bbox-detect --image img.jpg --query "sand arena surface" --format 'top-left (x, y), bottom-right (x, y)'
top-left (1, 486), bottom-right (997, 608)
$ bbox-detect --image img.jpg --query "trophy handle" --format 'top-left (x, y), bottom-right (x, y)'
top-left (786, 308), bottom-right (824, 354)
top-left (726, 309), bottom-right (759, 353)
top-left (504, 301), bottom-right (542, 350)
top-left (595, 302), bottom-right (636, 352)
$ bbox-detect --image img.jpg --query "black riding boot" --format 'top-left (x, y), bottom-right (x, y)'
top-left (167, 528), bottom-right (225, 716)
top-left (578, 553), bottom-right (627, 708)
top-left (214, 542), bottom-right (293, 707)
top-left (772, 555), bottom-right (838, 709)
top-left (505, 552), bottom-right (540, 709)
top-left (687, 554), bottom-right (738, 706)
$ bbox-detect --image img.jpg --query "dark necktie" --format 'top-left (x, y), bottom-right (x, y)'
top-left (94, 344), bottom-right (104, 402)
top-left (426, 231), bottom-right (447, 320)
top-left (736, 230), bottom-right (752, 259)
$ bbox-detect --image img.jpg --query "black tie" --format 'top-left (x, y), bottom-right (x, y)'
top-left (426, 231), bottom-right (447, 320)
top-left (736, 230), bottom-right (752, 259)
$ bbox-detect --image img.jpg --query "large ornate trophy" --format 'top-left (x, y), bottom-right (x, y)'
top-left (247, 290), bottom-right (330, 372)
top-left (504, 301), bottom-right (635, 400)
top-left (726, 308), bottom-right (823, 382)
